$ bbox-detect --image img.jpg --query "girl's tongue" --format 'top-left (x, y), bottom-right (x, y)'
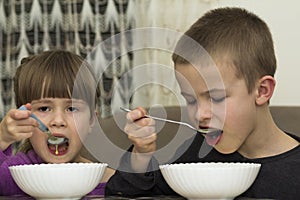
top-left (205, 130), bottom-right (223, 146)
top-left (48, 138), bottom-right (69, 156)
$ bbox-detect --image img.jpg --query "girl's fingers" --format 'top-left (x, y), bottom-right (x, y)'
top-left (10, 109), bottom-right (31, 120)
top-left (3, 110), bottom-right (37, 141)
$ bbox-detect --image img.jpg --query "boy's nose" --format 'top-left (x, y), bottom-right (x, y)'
top-left (195, 102), bottom-right (212, 123)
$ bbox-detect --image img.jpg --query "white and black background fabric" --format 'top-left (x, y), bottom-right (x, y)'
top-left (0, 0), bottom-right (215, 119)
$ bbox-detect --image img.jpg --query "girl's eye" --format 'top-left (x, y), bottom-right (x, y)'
top-left (211, 96), bottom-right (225, 103)
top-left (67, 107), bottom-right (79, 112)
top-left (38, 107), bottom-right (50, 112)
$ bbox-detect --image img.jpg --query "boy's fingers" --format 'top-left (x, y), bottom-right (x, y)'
top-left (127, 125), bottom-right (156, 138)
top-left (126, 107), bottom-right (147, 122)
top-left (130, 133), bottom-right (157, 153)
top-left (124, 118), bottom-right (155, 135)
top-left (124, 107), bottom-right (158, 154)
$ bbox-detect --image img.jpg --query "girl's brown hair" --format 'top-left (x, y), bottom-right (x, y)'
top-left (14, 50), bottom-right (99, 110)
top-left (172, 7), bottom-right (277, 93)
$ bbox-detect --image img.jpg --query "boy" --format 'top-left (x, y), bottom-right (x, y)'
top-left (105, 7), bottom-right (300, 199)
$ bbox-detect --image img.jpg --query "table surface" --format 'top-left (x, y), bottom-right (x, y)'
top-left (0, 195), bottom-right (184, 200)
top-left (0, 195), bottom-right (274, 200)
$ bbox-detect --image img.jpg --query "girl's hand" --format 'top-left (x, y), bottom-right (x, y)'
top-left (0, 103), bottom-right (38, 151)
top-left (124, 107), bottom-right (157, 172)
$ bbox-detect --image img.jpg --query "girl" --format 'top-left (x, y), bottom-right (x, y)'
top-left (0, 50), bottom-right (114, 196)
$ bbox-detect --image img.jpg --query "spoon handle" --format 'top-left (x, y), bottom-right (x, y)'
top-left (19, 105), bottom-right (50, 134)
top-left (120, 107), bottom-right (198, 131)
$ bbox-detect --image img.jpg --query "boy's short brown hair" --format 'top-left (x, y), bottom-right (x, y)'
top-left (172, 7), bottom-right (277, 93)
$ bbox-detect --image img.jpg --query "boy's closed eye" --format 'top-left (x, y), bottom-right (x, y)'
top-left (182, 92), bottom-right (226, 105)
top-left (208, 89), bottom-right (226, 104)
top-left (181, 93), bottom-right (197, 105)
top-left (186, 98), bottom-right (197, 105)
top-left (211, 96), bottom-right (226, 103)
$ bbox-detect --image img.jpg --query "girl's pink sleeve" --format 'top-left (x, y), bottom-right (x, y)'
top-left (0, 145), bottom-right (12, 164)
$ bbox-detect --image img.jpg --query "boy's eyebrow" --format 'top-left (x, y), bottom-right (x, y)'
top-left (181, 88), bottom-right (226, 97)
top-left (181, 92), bottom-right (194, 97)
top-left (205, 88), bottom-right (226, 94)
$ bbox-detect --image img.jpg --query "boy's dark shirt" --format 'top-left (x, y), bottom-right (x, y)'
top-left (105, 132), bottom-right (300, 200)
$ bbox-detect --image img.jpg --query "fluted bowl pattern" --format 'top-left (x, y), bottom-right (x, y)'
top-left (159, 162), bottom-right (261, 200)
top-left (9, 163), bottom-right (107, 200)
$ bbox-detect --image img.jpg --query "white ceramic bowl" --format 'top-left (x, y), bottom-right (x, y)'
top-left (9, 163), bottom-right (107, 200)
top-left (159, 162), bottom-right (261, 200)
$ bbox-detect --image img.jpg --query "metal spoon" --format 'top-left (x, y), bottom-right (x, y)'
top-left (19, 105), bottom-right (65, 145)
top-left (120, 107), bottom-right (218, 135)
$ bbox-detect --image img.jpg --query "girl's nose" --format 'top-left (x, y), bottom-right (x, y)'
top-left (49, 111), bottom-right (67, 128)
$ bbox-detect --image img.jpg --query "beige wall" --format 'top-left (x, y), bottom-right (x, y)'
top-left (129, 0), bottom-right (300, 110)
top-left (211, 0), bottom-right (300, 106)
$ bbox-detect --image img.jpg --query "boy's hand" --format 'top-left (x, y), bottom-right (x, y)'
top-left (124, 107), bottom-right (157, 172)
top-left (124, 107), bottom-right (157, 154)
top-left (0, 104), bottom-right (38, 151)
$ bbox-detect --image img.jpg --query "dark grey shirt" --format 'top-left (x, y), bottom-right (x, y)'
top-left (105, 132), bottom-right (300, 200)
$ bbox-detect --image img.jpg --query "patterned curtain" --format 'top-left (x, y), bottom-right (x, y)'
top-left (0, 0), bottom-right (134, 119)
top-left (0, 0), bottom-right (216, 120)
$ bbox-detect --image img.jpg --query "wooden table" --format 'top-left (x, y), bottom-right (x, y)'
top-left (0, 195), bottom-right (274, 199)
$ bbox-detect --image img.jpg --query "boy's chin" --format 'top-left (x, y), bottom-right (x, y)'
top-left (214, 144), bottom-right (238, 154)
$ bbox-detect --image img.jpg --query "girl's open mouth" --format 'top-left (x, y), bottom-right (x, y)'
top-left (47, 138), bottom-right (69, 156)
top-left (204, 129), bottom-right (223, 146)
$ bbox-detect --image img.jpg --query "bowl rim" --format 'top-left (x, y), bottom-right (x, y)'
top-left (9, 162), bottom-right (108, 170)
top-left (159, 162), bottom-right (261, 169)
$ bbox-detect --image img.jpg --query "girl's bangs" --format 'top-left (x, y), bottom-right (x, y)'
top-left (15, 51), bottom-right (98, 108)
top-left (41, 72), bottom-right (73, 99)
top-left (41, 68), bottom-right (96, 103)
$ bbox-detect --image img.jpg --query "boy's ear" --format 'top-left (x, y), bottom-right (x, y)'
top-left (255, 75), bottom-right (276, 105)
